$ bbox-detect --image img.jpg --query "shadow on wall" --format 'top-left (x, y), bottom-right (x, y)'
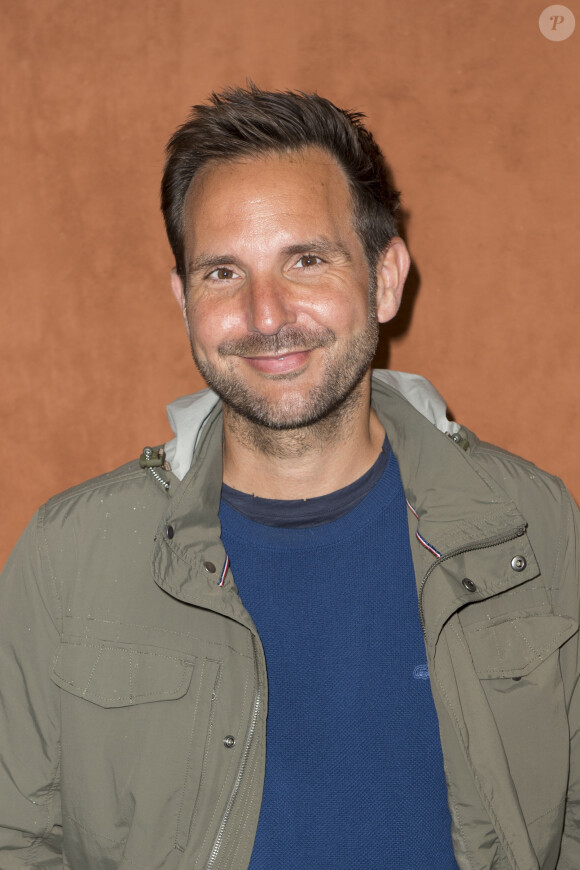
top-left (373, 240), bottom-right (457, 422)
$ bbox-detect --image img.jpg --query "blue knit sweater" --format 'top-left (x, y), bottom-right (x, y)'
top-left (219, 446), bottom-right (457, 868)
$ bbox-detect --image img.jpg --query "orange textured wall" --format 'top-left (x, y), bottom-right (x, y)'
top-left (1, 0), bottom-right (578, 563)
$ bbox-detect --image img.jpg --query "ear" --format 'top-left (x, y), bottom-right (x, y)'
top-left (375, 237), bottom-right (410, 324)
top-left (170, 268), bottom-right (192, 339)
top-left (170, 268), bottom-right (186, 312)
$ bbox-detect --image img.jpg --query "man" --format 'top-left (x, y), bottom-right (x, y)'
top-left (0, 85), bottom-right (578, 870)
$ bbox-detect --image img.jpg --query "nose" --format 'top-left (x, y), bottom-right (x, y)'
top-left (246, 275), bottom-right (297, 335)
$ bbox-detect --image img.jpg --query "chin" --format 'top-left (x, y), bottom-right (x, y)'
top-left (194, 325), bottom-right (376, 433)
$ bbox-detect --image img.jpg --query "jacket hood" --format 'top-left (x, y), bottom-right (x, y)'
top-left (164, 370), bottom-right (461, 481)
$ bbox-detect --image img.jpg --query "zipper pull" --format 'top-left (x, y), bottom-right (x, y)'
top-left (140, 446), bottom-right (171, 491)
top-left (139, 446), bottom-right (164, 468)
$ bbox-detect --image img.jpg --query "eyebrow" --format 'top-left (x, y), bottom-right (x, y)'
top-left (187, 238), bottom-right (352, 276)
top-left (187, 254), bottom-right (239, 275)
top-left (279, 239), bottom-right (352, 262)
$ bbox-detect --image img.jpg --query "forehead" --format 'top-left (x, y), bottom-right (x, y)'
top-left (182, 147), bottom-right (356, 250)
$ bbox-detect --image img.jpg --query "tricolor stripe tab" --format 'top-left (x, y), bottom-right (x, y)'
top-left (218, 555), bottom-right (230, 587)
top-left (406, 500), bottom-right (442, 559)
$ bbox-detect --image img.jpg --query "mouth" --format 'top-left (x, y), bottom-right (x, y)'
top-left (242, 349), bottom-right (312, 375)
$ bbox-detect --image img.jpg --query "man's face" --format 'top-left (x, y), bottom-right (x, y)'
top-left (174, 147), bottom-right (402, 430)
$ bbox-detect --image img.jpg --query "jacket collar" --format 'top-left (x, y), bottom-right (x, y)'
top-left (153, 373), bottom-right (528, 615)
top-left (152, 403), bottom-right (255, 626)
top-left (370, 376), bottom-right (526, 555)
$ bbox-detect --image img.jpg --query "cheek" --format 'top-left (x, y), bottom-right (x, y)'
top-left (306, 289), bottom-right (370, 334)
top-left (187, 299), bottom-right (246, 357)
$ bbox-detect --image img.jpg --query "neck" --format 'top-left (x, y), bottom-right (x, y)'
top-left (221, 379), bottom-right (385, 500)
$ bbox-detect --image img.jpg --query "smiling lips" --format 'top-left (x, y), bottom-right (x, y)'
top-left (243, 350), bottom-right (312, 374)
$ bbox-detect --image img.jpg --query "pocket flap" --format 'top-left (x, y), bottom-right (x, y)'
top-left (464, 614), bottom-right (577, 679)
top-left (51, 639), bottom-right (195, 707)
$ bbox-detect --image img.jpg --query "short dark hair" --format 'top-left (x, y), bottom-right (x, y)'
top-left (161, 84), bottom-right (401, 285)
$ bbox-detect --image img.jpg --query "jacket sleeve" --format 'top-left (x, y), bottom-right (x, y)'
top-left (0, 510), bottom-right (63, 867)
top-left (556, 487), bottom-right (580, 868)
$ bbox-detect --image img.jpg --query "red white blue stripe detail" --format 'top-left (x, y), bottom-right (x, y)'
top-left (218, 555), bottom-right (230, 587)
top-left (406, 500), bottom-right (441, 559)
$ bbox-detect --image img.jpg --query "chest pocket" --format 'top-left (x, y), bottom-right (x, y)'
top-left (51, 637), bottom-right (221, 869)
top-left (462, 609), bottom-right (577, 680)
top-left (52, 638), bottom-right (195, 705)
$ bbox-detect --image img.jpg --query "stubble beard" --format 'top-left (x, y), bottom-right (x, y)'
top-left (190, 295), bottom-right (380, 457)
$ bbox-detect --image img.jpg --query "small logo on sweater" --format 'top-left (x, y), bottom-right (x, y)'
top-left (413, 664), bottom-right (430, 680)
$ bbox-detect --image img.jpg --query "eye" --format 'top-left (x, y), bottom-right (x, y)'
top-left (208, 267), bottom-right (238, 281)
top-left (295, 254), bottom-right (323, 269)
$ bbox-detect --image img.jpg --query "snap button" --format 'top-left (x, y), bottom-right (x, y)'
top-left (462, 578), bottom-right (477, 593)
top-left (166, 525), bottom-right (174, 540)
top-left (223, 735), bottom-right (236, 749)
top-left (511, 556), bottom-right (526, 572)
top-left (449, 432), bottom-right (469, 450)
top-left (204, 561), bottom-right (216, 574)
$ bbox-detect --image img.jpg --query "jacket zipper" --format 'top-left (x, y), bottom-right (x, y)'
top-left (418, 525), bottom-right (527, 631)
top-left (206, 634), bottom-right (262, 870)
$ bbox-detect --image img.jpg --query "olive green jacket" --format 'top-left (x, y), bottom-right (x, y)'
top-left (1, 375), bottom-right (579, 870)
